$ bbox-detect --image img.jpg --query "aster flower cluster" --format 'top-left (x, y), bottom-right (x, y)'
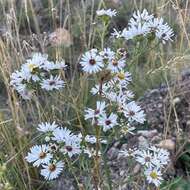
top-left (120, 145), bottom-right (170, 187)
top-left (96, 9), bottom-right (117, 18)
top-left (10, 53), bottom-right (66, 99)
top-left (80, 48), bottom-right (129, 74)
top-left (26, 122), bottom-right (107, 180)
top-left (112, 9), bottom-right (174, 44)
top-left (82, 47), bottom-right (145, 131)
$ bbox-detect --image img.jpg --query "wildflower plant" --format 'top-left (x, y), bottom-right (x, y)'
top-left (10, 53), bottom-right (66, 99)
top-left (10, 8), bottom-right (174, 189)
top-left (112, 9), bottom-right (174, 44)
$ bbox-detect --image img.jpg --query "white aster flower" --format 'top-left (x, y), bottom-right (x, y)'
top-left (135, 149), bottom-right (153, 167)
top-left (99, 48), bottom-right (115, 60)
top-left (25, 145), bottom-right (52, 167)
top-left (91, 83), bottom-right (106, 96)
top-left (21, 53), bottom-right (48, 81)
top-left (117, 9), bottom-right (174, 44)
top-left (107, 58), bottom-right (125, 73)
top-left (96, 81), bottom-right (133, 104)
top-left (118, 90), bottom-right (134, 103)
top-left (85, 135), bottom-right (97, 144)
top-left (136, 146), bottom-right (170, 169)
top-left (10, 71), bottom-right (30, 98)
top-left (113, 70), bottom-right (132, 87)
top-left (41, 60), bottom-right (67, 71)
top-left (31, 52), bottom-right (48, 64)
top-left (40, 61), bottom-right (57, 71)
top-left (123, 101), bottom-right (146, 124)
top-left (54, 60), bottom-right (67, 69)
top-left (149, 146), bottom-right (170, 168)
top-left (98, 113), bottom-right (118, 132)
top-left (96, 9), bottom-right (117, 17)
top-left (90, 82), bottom-right (112, 96)
top-left (85, 135), bottom-right (107, 144)
top-left (157, 25), bottom-right (174, 44)
top-left (147, 17), bottom-right (174, 44)
top-left (15, 83), bottom-right (28, 93)
top-left (105, 91), bottom-right (118, 102)
top-left (52, 128), bottom-right (73, 143)
top-left (10, 71), bottom-right (24, 87)
top-left (108, 90), bottom-right (134, 107)
top-left (156, 24), bottom-right (174, 44)
top-left (21, 62), bottom-right (40, 81)
top-left (40, 75), bottom-right (65, 91)
top-left (12, 82), bottom-right (33, 100)
top-left (147, 17), bottom-right (163, 31)
top-left (40, 161), bottom-right (64, 180)
top-left (84, 101), bottom-right (106, 124)
top-left (60, 138), bottom-right (82, 158)
top-left (145, 168), bottom-right (163, 187)
top-left (129, 9), bottom-right (154, 26)
top-left (80, 49), bottom-right (104, 74)
top-left (122, 23), bottom-right (149, 40)
top-left (19, 88), bottom-right (33, 100)
top-left (37, 122), bottom-right (58, 133)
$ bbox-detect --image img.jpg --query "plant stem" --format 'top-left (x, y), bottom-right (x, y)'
top-left (93, 124), bottom-right (101, 190)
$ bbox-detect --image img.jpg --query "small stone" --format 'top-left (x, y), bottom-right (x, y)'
top-left (113, 141), bottom-right (120, 148)
top-left (138, 136), bottom-right (149, 149)
top-left (166, 163), bottom-right (176, 176)
top-left (119, 170), bottom-right (125, 176)
top-left (157, 139), bottom-right (175, 150)
top-left (49, 28), bottom-right (73, 47)
top-left (187, 120), bottom-right (190, 126)
top-left (133, 164), bottom-right (141, 175)
top-left (107, 147), bottom-right (119, 160)
top-left (158, 103), bottom-right (163, 108)
top-left (121, 143), bottom-right (128, 149)
top-left (172, 97), bottom-right (181, 105)
top-left (151, 135), bottom-right (162, 142)
top-left (137, 129), bottom-right (158, 138)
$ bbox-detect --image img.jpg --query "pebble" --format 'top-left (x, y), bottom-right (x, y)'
top-left (137, 129), bottom-right (158, 138)
top-left (157, 139), bottom-right (175, 150)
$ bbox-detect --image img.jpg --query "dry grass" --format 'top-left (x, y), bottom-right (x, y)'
top-left (0, 0), bottom-right (189, 189)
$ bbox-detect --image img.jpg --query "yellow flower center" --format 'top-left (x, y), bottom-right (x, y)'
top-left (117, 72), bottom-right (125, 80)
top-left (150, 171), bottom-right (158, 179)
top-left (121, 126), bottom-right (128, 134)
top-left (28, 63), bottom-right (38, 72)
